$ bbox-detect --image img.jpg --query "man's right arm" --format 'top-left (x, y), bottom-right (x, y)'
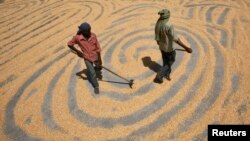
top-left (175, 39), bottom-right (192, 53)
top-left (67, 36), bottom-right (84, 58)
top-left (169, 25), bottom-right (192, 53)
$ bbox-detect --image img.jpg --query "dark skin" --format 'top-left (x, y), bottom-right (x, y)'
top-left (175, 39), bottom-right (192, 53)
top-left (68, 45), bottom-right (84, 58)
top-left (157, 38), bottom-right (192, 53)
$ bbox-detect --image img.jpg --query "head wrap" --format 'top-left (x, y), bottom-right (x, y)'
top-left (158, 9), bottom-right (170, 20)
top-left (155, 9), bottom-right (171, 41)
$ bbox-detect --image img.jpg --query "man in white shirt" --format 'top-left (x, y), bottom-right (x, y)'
top-left (154, 9), bottom-right (192, 83)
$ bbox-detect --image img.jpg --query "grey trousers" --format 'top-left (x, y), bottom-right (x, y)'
top-left (84, 60), bottom-right (102, 88)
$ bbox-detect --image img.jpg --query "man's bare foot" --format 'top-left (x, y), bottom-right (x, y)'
top-left (165, 75), bottom-right (171, 81)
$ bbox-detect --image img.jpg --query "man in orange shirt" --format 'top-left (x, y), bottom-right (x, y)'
top-left (68, 22), bottom-right (102, 94)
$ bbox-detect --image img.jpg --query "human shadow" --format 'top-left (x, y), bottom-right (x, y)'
top-left (76, 69), bottom-right (131, 86)
top-left (142, 56), bottom-right (162, 73)
top-left (76, 69), bottom-right (88, 80)
top-left (76, 69), bottom-right (100, 88)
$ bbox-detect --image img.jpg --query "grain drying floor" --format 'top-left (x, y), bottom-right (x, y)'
top-left (0, 0), bottom-right (250, 141)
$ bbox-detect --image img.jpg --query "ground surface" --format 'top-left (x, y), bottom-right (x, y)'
top-left (0, 0), bottom-right (250, 141)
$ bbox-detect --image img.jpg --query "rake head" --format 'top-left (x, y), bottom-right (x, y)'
top-left (129, 80), bottom-right (134, 88)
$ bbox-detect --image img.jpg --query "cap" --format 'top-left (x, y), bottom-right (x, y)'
top-left (78, 22), bottom-right (91, 32)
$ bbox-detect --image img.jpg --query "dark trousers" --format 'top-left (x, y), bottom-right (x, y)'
top-left (84, 60), bottom-right (102, 88)
top-left (156, 50), bottom-right (176, 79)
